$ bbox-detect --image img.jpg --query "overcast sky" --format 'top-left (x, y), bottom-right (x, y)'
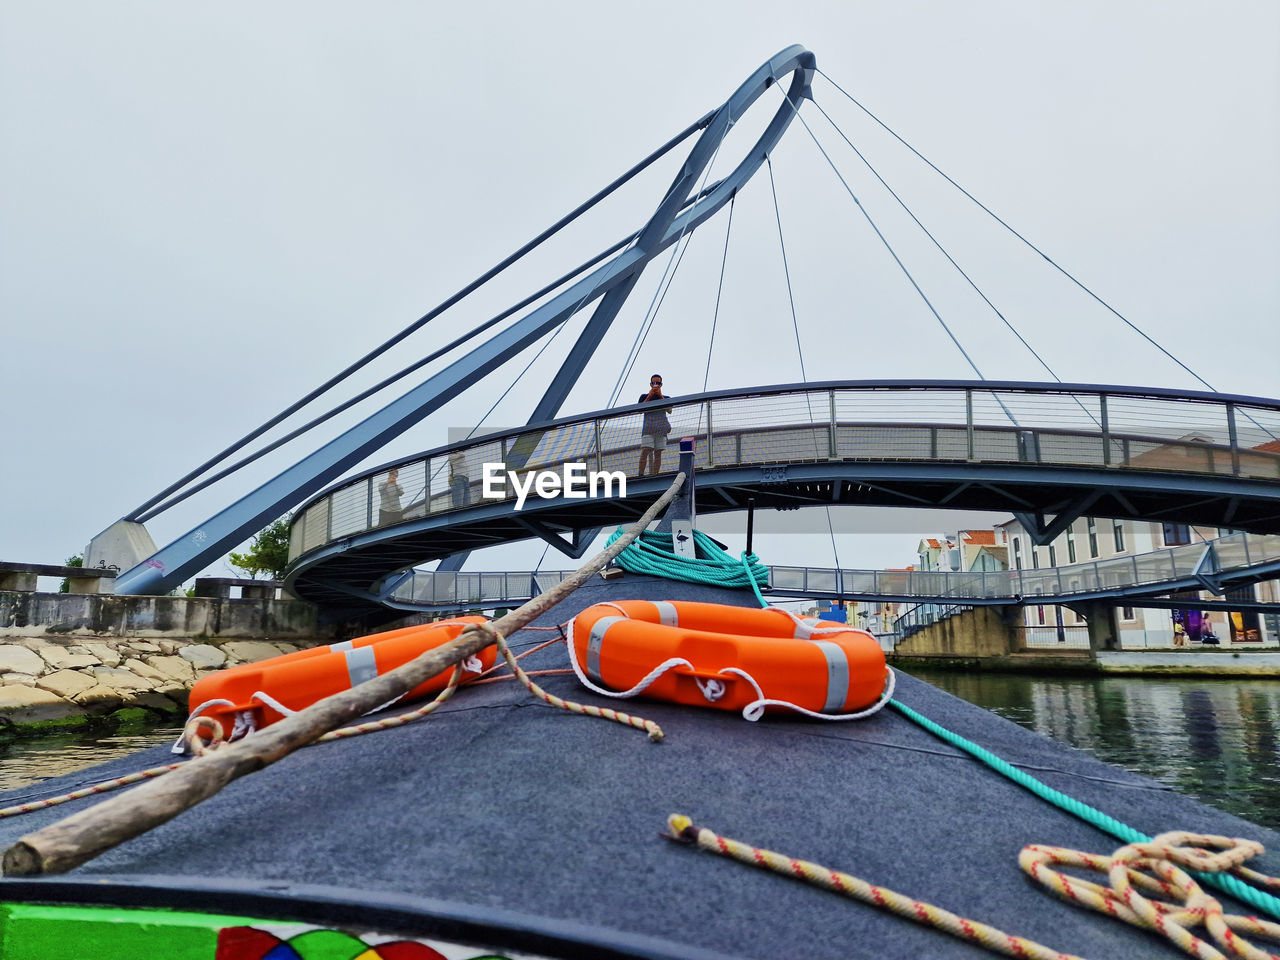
top-left (2, 1), bottom-right (1277, 580)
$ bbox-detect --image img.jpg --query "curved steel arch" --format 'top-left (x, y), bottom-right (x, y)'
top-left (112, 47), bottom-right (816, 597)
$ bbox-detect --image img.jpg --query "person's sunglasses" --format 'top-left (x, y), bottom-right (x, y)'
top-left (651, 380), bottom-right (662, 385)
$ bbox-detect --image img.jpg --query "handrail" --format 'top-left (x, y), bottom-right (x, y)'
top-left (287, 380), bottom-right (1280, 569)
top-left (383, 531), bottom-right (1280, 610)
top-left (298, 379), bottom-right (1280, 505)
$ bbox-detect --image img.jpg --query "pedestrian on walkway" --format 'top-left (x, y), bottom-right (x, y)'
top-left (637, 374), bottom-right (671, 477)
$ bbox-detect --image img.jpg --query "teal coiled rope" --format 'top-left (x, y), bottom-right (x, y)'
top-left (606, 526), bottom-right (770, 592)
top-left (726, 553), bottom-right (1280, 919)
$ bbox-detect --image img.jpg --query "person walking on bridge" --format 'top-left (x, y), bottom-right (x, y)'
top-left (378, 468), bottom-right (404, 525)
top-left (637, 374), bottom-right (671, 477)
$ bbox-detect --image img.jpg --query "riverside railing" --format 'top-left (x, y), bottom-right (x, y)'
top-left (287, 381), bottom-right (1280, 566)
top-left (385, 531), bottom-right (1280, 609)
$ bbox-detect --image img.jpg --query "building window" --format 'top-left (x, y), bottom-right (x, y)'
top-left (1087, 518), bottom-right (1098, 558)
top-left (1114, 520), bottom-right (1125, 552)
top-left (1012, 538), bottom-right (1023, 571)
top-left (1048, 544), bottom-right (1057, 566)
top-left (1066, 529), bottom-right (1076, 563)
top-left (1032, 547), bottom-right (1040, 570)
top-left (1162, 523), bottom-right (1192, 546)
top-left (1037, 604), bottom-right (1046, 625)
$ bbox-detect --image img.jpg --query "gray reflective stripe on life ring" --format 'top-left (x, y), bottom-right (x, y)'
top-left (344, 645), bottom-right (378, 687)
top-left (808, 640), bottom-right (849, 712)
top-left (587, 616), bottom-right (628, 684)
top-left (793, 617), bottom-right (820, 638)
top-left (330, 639), bottom-right (354, 653)
top-left (653, 601), bottom-right (679, 627)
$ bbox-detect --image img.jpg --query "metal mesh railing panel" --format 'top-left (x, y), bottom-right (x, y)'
top-left (836, 425), bottom-right (936, 460)
top-left (288, 517), bottom-right (306, 562)
top-left (977, 392), bottom-right (1105, 432)
top-left (1234, 404), bottom-right (1280, 454)
top-left (385, 528), bottom-right (1280, 609)
top-left (300, 500), bottom-right (330, 554)
top-left (1034, 433), bottom-right (1107, 467)
top-left (835, 389), bottom-right (970, 425)
top-left (970, 429), bottom-right (1021, 462)
top-left (1132, 551), bottom-right (1179, 584)
top-left (806, 568), bottom-right (838, 593)
top-left (1239, 450), bottom-right (1280, 480)
top-left (328, 480), bottom-right (370, 540)
top-left (711, 392), bottom-right (827, 432)
top-left (1105, 395), bottom-right (1231, 443)
top-left (770, 566), bottom-right (805, 590)
top-left (841, 570), bottom-right (881, 593)
top-left (738, 426), bottom-right (829, 465)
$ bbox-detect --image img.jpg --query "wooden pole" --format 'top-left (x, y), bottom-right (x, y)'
top-left (3, 473), bottom-right (685, 877)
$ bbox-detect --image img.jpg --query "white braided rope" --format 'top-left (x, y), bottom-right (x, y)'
top-left (723, 665), bottom-right (897, 722)
top-left (564, 614), bottom-right (696, 699)
top-left (171, 698), bottom-right (234, 754)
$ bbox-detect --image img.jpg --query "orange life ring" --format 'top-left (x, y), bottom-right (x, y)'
top-left (187, 616), bottom-right (495, 739)
top-left (567, 600), bottom-right (891, 720)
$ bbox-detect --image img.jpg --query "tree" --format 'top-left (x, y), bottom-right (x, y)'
top-left (59, 554), bottom-right (83, 593)
top-left (229, 517), bottom-right (292, 580)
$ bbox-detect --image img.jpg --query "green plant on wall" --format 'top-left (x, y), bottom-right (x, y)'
top-left (59, 554), bottom-right (83, 593)
top-left (228, 517), bottom-right (291, 580)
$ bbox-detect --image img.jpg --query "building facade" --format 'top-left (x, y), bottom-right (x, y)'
top-left (998, 517), bottom-right (1278, 648)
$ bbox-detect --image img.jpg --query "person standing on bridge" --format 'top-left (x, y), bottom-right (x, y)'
top-left (637, 374), bottom-right (671, 477)
top-left (378, 468), bottom-right (404, 526)
top-left (449, 450), bottom-right (470, 507)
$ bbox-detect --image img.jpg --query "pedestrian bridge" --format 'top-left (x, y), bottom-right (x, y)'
top-left (284, 380), bottom-right (1280, 615)
top-left (379, 530), bottom-right (1280, 614)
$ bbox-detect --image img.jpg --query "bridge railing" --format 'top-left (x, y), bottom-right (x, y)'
top-left (288, 382), bottom-right (1280, 566)
top-left (384, 531), bottom-right (1280, 610)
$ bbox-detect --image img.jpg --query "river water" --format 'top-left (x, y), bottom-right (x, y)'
top-left (0, 727), bottom-right (182, 794)
top-left (3, 674), bottom-right (1280, 831)
top-left (907, 669), bottom-right (1280, 831)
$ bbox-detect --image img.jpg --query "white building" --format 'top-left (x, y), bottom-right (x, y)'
top-left (998, 517), bottom-right (1278, 648)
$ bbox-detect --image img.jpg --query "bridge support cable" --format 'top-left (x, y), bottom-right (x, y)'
top-left (434, 122), bottom-right (734, 578)
top-left (392, 280), bottom-right (609, 581)
top-left (765, 155), bottom-right (841, 571)
top-left (606, 125), bottom-right (731, 409)
top-left (121, 113), bottom-right (715, 525)
top-left (136, 234), bottom-right (634, 523)
top-left (389, 57), bottom-right (816, 585)
top-left (702, 194), bottom-right (736, 393)
top-left (806, 103), bottom-right (1095, 418)
top-left (776, 86), bottom-right (1025, 430)
top-left (812, 69), bottom-right (1217, 394)
top-left (113, 47), bottom-right (823, 596)
top-left (606, 224), bottom-right (698, 407)
top-left (134, 176), bottom-right (732, 524)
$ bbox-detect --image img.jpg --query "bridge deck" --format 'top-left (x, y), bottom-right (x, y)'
top-left (284, 381), bottom-right (1280, 615)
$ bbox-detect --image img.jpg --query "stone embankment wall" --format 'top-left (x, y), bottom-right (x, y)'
top-left (0, 590), bottom-right (325, 640)
top-left (0, 635), bottom-right (324, 729)
top-left (0, 591), bottom-right (356, 730)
